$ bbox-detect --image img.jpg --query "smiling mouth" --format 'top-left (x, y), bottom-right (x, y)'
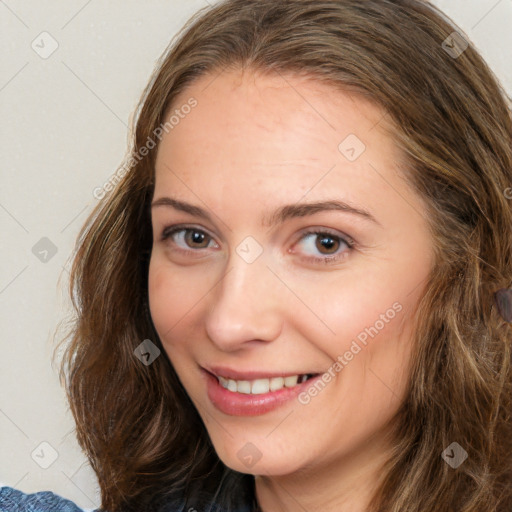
top-left (214, 373), bottom-right (319, 394)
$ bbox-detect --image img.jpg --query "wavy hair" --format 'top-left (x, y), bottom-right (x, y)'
top-left (54, 1), bottom-right (512, 510)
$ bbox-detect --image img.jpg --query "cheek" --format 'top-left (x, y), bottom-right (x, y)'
top-left (147, 256), bottom-right (206, 344)
top-left (147, 257), bottom-right (209, 392)
top-left (295, 286), bottom-right (413, 442)
top-left (299, 276), bottom-right (414, 407)
top-left (294, 272), bottom-right (406, 358)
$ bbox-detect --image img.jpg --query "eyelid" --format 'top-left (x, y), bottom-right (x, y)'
top-left (289, 227), bottom-right (354, 264)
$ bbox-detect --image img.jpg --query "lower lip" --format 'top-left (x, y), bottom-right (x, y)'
top-left (203, 369), bottom-right (322, 416)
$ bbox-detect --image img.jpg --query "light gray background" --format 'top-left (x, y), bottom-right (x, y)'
top-left (1, 1), bottom-right (511, 509)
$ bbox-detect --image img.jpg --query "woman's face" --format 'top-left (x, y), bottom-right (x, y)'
top-left (148, 68), bottom-right (434, 478)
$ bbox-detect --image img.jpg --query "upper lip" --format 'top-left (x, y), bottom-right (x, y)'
top-left (204, 365), bottom-right (319, 380)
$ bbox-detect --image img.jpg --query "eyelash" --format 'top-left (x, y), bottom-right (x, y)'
top-left (159, 225), bottom-right (355, 265)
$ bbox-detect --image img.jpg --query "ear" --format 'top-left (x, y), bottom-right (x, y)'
top-left (494, 288), bottom-right (512, 323)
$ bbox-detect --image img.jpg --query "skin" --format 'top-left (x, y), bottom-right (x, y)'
top-left (148, 67), bottom-right (434, 512)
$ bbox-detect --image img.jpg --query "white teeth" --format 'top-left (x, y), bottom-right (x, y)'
top-left (237, 380), bottom-right (252, 394)
top-left (284, 375), bottom-right (299, 387)
top-left (251, 379), bottom-right (270, 394)
top-left (217, 374), bottom-right (311, 394)
top-left (270, 377), bottom-right (284, 391)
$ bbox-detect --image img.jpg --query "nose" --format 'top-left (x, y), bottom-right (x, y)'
top-left (204, 251), bottom-right (283, 351)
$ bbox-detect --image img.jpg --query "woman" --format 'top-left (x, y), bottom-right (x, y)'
top-left (1, 0), bottom-right (511, 511)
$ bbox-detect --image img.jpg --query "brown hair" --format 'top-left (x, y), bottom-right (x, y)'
top-left (55, 1), bottom-right (512, 510)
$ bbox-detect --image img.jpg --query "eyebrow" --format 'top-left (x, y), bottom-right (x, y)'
top-left (150, 196), bottom-right (381, 228)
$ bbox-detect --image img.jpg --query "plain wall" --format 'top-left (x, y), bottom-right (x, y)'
top-left (1, 1), bottom-right (511, 509)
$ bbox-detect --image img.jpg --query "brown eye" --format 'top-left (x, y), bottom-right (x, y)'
top-left (295, 229), bottom-right (353, 264)
top-left (314, 234), bottom-right (340, 254)
top-left (184, 229), bottom-right (210, 248)
top-left (161, 227), bottom-right (217, 251)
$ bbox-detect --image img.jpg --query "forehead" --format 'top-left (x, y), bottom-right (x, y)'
top-left (151, 68), bottom-right (427, 232)
top-left (155, 68), bottom-right (398, 178)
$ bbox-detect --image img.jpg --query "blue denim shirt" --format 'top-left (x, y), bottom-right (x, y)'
top-left (0, 486), bottom-right (95, 512)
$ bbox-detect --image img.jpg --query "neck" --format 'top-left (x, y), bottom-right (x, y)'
top-left (253, 432), bottom-right (392, 512)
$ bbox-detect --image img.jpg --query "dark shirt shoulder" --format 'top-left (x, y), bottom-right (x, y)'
top-left (0, 472), bottom-right (258, 512)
